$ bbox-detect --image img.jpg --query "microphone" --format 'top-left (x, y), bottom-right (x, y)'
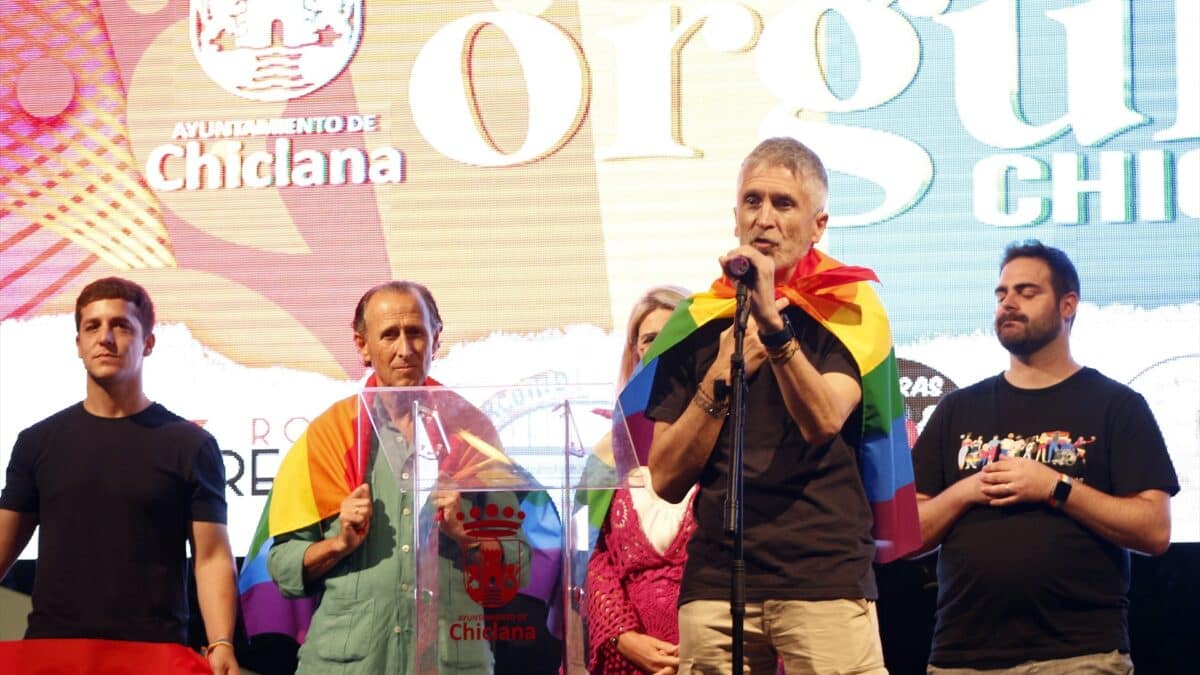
top-left (724, 256), bottom-right (754, 282)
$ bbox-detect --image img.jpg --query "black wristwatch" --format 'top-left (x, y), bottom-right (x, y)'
top-left (758, 314), bottom-right (794, 349)
top-left (1048, 473), bottom-right (1072, 508)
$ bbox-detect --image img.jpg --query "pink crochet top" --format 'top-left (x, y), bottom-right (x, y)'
top-left (585, 488), bottom-right (697, 673)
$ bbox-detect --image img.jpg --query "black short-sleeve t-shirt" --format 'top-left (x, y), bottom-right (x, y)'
top-left (0, 402), bottom-right (227, 644)
top-left (912, 368), bottom-right (1179, 668)
top-left (646, 307), bottom-right (878, 603)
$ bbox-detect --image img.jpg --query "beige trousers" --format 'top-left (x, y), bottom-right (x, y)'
top-left (677, 598), bottom-right (888, 675)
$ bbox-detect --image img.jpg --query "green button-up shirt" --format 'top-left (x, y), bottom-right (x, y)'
top-left (269, 427), bottom-right (520, 674)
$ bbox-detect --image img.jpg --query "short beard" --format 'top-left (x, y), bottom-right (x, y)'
top-left (996, 316), bottom-right (1061, 356)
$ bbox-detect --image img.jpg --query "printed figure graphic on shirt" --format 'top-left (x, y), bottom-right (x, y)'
top-left (961, 435), bottom-right (985, 470)
top-left (999, 434), bottom-right (1022, 460)
top-left (981, 437), bottom-right (1000, 466)
top-left (957, 435), bottom-right (973, 470)
top-left (1074, 436), bottom-right (1095, 464)
top-left (955, 430), bottom-right (1092, 481)
top-left (1031, 432), bottom-right (1051, 463)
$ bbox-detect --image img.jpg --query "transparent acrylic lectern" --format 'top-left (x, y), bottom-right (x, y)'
top-left (359, 383), bottom-right (641, 674)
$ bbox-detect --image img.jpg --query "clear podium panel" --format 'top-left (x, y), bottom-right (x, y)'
top-left (358, 384), bottom-right (640, 673)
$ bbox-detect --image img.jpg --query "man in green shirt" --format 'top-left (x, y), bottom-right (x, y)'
top-left (268, 281), bottom-right (525, 674)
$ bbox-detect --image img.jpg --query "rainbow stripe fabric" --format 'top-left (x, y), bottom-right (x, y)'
top-left (238, 392), bottom-right (363, 641)
top-left (613, 248), bottom-right (921, 563)
top-left (238, 377), bottom-right (566, 640)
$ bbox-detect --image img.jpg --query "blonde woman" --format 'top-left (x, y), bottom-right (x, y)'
top-left (586, 285), bottom-right (698, 675)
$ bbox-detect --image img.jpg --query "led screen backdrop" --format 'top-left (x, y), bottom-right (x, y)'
top-left (2, 0), bottom-right (1197, 556)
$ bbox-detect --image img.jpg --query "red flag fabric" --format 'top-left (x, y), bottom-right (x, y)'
top-left (0, 639), bottom-right (211, 675)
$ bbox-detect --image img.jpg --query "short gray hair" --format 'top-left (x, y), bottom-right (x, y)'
top-left (742, 137), bottom-right (828, 206)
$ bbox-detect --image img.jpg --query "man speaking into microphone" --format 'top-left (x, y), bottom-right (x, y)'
top-left (642, 137), bottom-right (918, 673)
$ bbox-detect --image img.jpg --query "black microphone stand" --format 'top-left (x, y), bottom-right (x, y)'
top-left (723, 279), bottom-right (752, 674)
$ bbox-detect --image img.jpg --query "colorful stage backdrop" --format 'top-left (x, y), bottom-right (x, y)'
top-left (2, 0), bottom-right (1197, 556)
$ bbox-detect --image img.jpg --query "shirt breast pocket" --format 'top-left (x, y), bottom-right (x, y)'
top-left (310, 596), bottom-right (377, 663)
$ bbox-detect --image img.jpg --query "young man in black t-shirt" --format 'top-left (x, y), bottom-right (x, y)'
top-left (0, 277), bottom-right (240, 674)
top-left (912, 242), bottom-right (1178, 673)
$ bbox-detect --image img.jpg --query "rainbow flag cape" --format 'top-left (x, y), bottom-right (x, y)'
top-left (238, 388), bottom-right (364, 642)
top-left (608, 248), bottom-right (921, 563)
top-left (239, 377), bottom-right (565, 640)
top-left (577, 452), bottom-right (621, 554)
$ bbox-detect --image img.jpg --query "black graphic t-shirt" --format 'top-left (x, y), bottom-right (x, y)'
top-left (913, 368), bottom-right (1178, 669)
